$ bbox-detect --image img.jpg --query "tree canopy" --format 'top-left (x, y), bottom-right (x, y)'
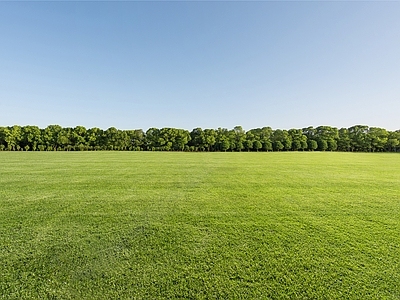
top-left (0, 125), bottom-right (399, 152)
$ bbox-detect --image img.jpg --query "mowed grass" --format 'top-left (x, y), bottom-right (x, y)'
top-left (0, 152), bottom-right (399, 299)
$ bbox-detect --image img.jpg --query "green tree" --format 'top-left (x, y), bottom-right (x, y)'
top-left (302, 126), bottom-right (315, 141)
top-left (4, 125), bottom-right (23, 151)
top-left (338, 128), bottom-right (351, 152)
top-left (300, 140), bottom-right (308, 151)
top-left (327, 139), bottom-right (337, 151)
top-left (274, 141), bottom-right (284, 151)
top-left (0, 127), bottom-right (9, 150)
top-left (232, 126), bottom-right (246, 151)
top-left (263, 141), bottom-right (273, 151)
top-left (42, 125), bottom-right (63, 150)
top-left (190, 128), bottom-right (205, 151)
top-left (72, 126), bottom-right (87, 148)
top-left (349, 125), bottom-right (370, 152)
top-left (368, 127), bottom-right (388, 152)
top-left (104, 127), bottom-right (120, 150)
top-left (117, 130), bottom-right (131, 150)
top-left (318, 139), bottom-right (328, 151)
top-left (253, 140), bottom-right (262, 152)
top-left (21, 125), bottom-right (42, 151)
top-left (247, 127), bottom-right (272, 152)
top-left (386, 131), bottom-right (400, 152)
top-left (243, 140), bottom-right (253, 151)
top-left (314, 126), bottom-right (338, 151)
top-left (126, 129), bottom-right (145, 150)
top-left (289, 129), bottom-right (307, 151)
top-left (221, 139), bottom-right (230, 152)
top-left (145, 128), bottom-right (160, 151)
top-left (272, 129), bottom-right (291, 151)
top-left (86, 127), bottom-right (104, 150)
top-left (203, 129), bottom-right (216, 151)
top-left (215, 128), bottom-right (230, 152)
top-left (308, 140), bottom-right (318, 151)
top-left (244, 131), bottom-right (255, 151)
top-left (174, 129), bottom-right (191, 151)
top-left (57, 128), bottom-right (71, 150)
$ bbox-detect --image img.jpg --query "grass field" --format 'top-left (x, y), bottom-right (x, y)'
top-left (1, 152), bottom-right (399, 299)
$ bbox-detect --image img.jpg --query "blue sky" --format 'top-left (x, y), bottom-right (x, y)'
top-left (1, 1), bottom-right (399, 131)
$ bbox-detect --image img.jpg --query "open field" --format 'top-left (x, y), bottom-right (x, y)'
top-left (1, 152), bottom-right (399, 299)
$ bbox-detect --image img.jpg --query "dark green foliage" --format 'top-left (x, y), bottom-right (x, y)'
top-left (273, 141), bottom-right (284, 151)
top-left (253, 140), bottom-right (262, 151)
top-left (0, 124), bottom-right (399, 152)
top-left (308, 139), bottom-right (318, 151)
top-left (318, 139), bottom-right (328, 151)
top-left (338, 128), bottom-right (351, 151)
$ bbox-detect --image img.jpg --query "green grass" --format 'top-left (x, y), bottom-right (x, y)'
top-left (1, 152), bottom-right (399, 299)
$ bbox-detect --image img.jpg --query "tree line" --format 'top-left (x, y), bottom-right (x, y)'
top-left (0, 125), bottom-right (399, 152)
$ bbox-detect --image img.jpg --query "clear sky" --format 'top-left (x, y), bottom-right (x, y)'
top-left (1, 1), bottom-right (399, 131)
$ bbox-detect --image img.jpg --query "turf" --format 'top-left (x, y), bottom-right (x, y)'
top-left (0, 152), bottom-right (399, 299)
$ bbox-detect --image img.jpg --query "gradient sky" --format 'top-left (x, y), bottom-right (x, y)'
top-left (1, 1), bottom-right (399, 131)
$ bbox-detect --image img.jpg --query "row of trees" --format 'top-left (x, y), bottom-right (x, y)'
top-left (0, 125), bottom-right (399, 152)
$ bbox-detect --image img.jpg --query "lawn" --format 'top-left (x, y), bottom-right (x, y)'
top-left (0, 152), bottom-right (399, 299)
